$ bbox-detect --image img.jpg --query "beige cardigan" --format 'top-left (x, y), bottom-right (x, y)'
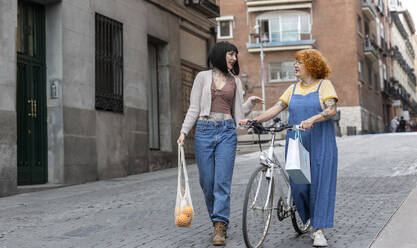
top-left (180, 70), bottom-right (255, 136)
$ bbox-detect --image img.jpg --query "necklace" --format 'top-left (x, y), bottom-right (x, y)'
top-left (212, 68), bottom-right (228, 94)
top-left (213, 68), bottom-right (227, 81)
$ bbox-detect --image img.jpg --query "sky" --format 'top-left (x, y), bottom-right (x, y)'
top-left (401, 0), bottom-right (417, 28)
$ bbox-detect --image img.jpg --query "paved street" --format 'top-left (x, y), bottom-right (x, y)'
top-left (0, 133), bottom-right (417, 248)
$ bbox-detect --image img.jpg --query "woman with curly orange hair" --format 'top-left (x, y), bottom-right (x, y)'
top-left (240, 49), bottom-right (338, 247)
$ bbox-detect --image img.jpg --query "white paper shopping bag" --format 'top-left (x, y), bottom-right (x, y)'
top-left (285, 131), bottom-right (311, 184)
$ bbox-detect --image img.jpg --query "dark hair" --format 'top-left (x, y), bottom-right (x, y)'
top-left (208, 41), bottom-right (240, 75)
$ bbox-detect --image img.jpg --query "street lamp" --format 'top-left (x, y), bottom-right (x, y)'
top-left (241, 73), bottom-right (248, 95)
top-left (253, 20), bottom-right (269, 112)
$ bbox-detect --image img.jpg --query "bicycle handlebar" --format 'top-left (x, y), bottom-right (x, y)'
top-left (244, 119), bottom-right (304, 134)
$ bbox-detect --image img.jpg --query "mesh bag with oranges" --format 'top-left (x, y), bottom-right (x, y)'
top-left (175, 146), bottom-right (194, 228)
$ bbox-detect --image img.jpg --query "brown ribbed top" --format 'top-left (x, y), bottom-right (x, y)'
top-left (210, 76), bottom-right (236, 115)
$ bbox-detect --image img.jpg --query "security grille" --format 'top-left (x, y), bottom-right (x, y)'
top-left (95, 13), bottom-right (123, 113)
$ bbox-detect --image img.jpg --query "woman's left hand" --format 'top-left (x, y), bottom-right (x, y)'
top-left (300, 119), bottom-right (314, 130)
top-left (249, 96), bottom-right (264, 105)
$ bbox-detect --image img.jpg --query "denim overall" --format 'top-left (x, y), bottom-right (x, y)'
top-left (194, 119), bottom-right (237, 226)
top-left (285, 81), bottom-right (338, 228)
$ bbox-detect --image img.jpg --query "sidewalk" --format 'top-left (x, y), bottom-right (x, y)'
top-left (370, 182), bottom-right (417, 248)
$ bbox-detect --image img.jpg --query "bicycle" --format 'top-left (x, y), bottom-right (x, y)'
top-left (242, 118), bottom-right (311, 248)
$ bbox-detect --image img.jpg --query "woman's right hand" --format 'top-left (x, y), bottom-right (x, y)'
top-left (239, 119), bottom-right (250, 126)
top-left (177, 132), bottom-right (185, 146)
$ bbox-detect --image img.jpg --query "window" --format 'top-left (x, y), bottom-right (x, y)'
top-left (374, 73), bottom-right (379, 90)
top-left (364, 21), bottom-right (370, 36)
top-left (359, 61), bottom-right (364, 80)
top-left (148, 42), bottom-right (160, 149)
top-left (269, 61), bottom-right (296, 82)
top-left (95, 13), bottom-right (123, 113)
top-left (216, 16), bottom-right (234, 39)
top-left (379, 60), bottom-right (384, 89)
top-left (367, 63), bottom-right (373, 88)
top-left (376, 18), bottom-right (381, 47)
top-left (219, 21), bottom-right (232, 38)
top-left (379, 22), bottom-right (385, 39)
top-left (357, 15), bottom-right (363, 34)
top-left (376, 0), bottom-right (384, 14)
top-left (257, 11), bottom-right (310, 43)
top-left (260, 19), bottom-right (270, 39)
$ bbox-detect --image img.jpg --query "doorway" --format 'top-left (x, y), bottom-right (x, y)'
top-left (16, 0), bottom-right (48, 185)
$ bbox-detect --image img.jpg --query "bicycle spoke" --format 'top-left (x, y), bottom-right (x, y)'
top-left (243, 166), bottom-right (274, 248)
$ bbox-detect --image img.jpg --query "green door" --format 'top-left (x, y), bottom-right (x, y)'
top-left (16, 1), bottom-right (47, 185)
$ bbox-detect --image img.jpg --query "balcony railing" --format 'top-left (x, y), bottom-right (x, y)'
top-left (386, 78), bottom-right (416, 109)
top-left (410, 101), bottom-right (417, 115)
top-left (391, 46), bottom-right (417, 86)
top-left (184, 0), bottom-right (220, 18)
top-left (364, 36), bottom-right (378, 61)
top-left (247, 39), bottom-right (315, 53)
top-left (400, 90), bottom-right (411, 107)
top-left (362, 0), bottom-right (377, 19)
top-left (382, 79), bottom-right (397, 97)
top-left (246, 0), bottom-right (312, 7)
top-left (375, 0), bottom-right (385, 16)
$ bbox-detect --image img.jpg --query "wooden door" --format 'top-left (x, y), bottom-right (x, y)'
top-left (181, 60), bottom-right (206, 157)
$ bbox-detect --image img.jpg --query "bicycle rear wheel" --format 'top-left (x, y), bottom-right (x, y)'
top-left (291, 204), bottom-right (311, 235)
top-left (242, 166), bottom-right (274, 248)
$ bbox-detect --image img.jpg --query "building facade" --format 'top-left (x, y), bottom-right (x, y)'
top-left (388, 0), bottom-right (417, 121)
top-left (0, 0), bottom-right (218, 197)
top-left (217, 0), bottom-right (416, 135)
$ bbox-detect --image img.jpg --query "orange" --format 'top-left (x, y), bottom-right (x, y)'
top-left (183, 206), bottom-right (193, 216)
top-left (176, 214), bottom-right (190, 227)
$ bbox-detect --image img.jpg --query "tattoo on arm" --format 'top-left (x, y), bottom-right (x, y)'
top-left (320, 98), bottom-right (337, 120)
top-left (275, 100), bottom-right (287, 110)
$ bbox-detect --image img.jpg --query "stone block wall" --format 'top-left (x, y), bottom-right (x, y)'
top-left (0, 0), bottom-right (17, 196)
top-left (59, 0), bottom-right (190, 183)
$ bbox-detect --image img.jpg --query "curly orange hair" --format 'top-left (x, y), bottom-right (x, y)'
top-left (294, 49), bottom-right (331, 79)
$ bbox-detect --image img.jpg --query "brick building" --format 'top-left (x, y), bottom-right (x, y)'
top-left (217, 0), bottom-right (416, 134)
top-left (0, 0), bottom-right (218, 197)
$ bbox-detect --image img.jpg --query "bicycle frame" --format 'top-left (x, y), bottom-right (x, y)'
top-left (256, 130), bottom-right (293, 213)
top-left (243, 121), bottom-right (311, 248)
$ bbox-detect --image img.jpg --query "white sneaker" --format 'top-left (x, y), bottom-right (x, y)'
top-left (313, 230), bottom-right (328, 247)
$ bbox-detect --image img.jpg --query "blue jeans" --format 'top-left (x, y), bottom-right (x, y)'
top-left (194, 119), bottom-right (237, 226)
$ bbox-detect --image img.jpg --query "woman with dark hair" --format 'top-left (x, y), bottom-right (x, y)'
top-left (240, 49), bottom-right (338, 247)
top-left (177, 41), bottom-right (263, 246)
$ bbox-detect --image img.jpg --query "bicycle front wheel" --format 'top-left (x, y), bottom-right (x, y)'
top-left (242, 166), bottom-right (274, 248)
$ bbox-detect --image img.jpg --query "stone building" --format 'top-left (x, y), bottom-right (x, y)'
top-left (216, 0), bottom-right (414, 135)
top-left (388, 0), bottom-right (417, 121)
top-left (0, 0), bottom-right (218, 197)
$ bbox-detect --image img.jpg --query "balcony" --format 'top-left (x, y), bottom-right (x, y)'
top-left (362, 1), bottom-right (377, 20)
top-left (375, 0), bottom-right (385, 16)
top-left (364, 37), bottom-right (378, 62)
top-left (247, 39), bottom-right (315, 53)
top-left (410, 101), bottom-right (417, 116)
top-left (400, 90), bottom-right (411, 107)
top-left (246, 0), bottom-right (312, 12)
top-left (391, 46), bottom-right (417, 86)
top-left (382, 79), bottom-right (397, 98)
top-left (184, 0), bottom-right (220, 18)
